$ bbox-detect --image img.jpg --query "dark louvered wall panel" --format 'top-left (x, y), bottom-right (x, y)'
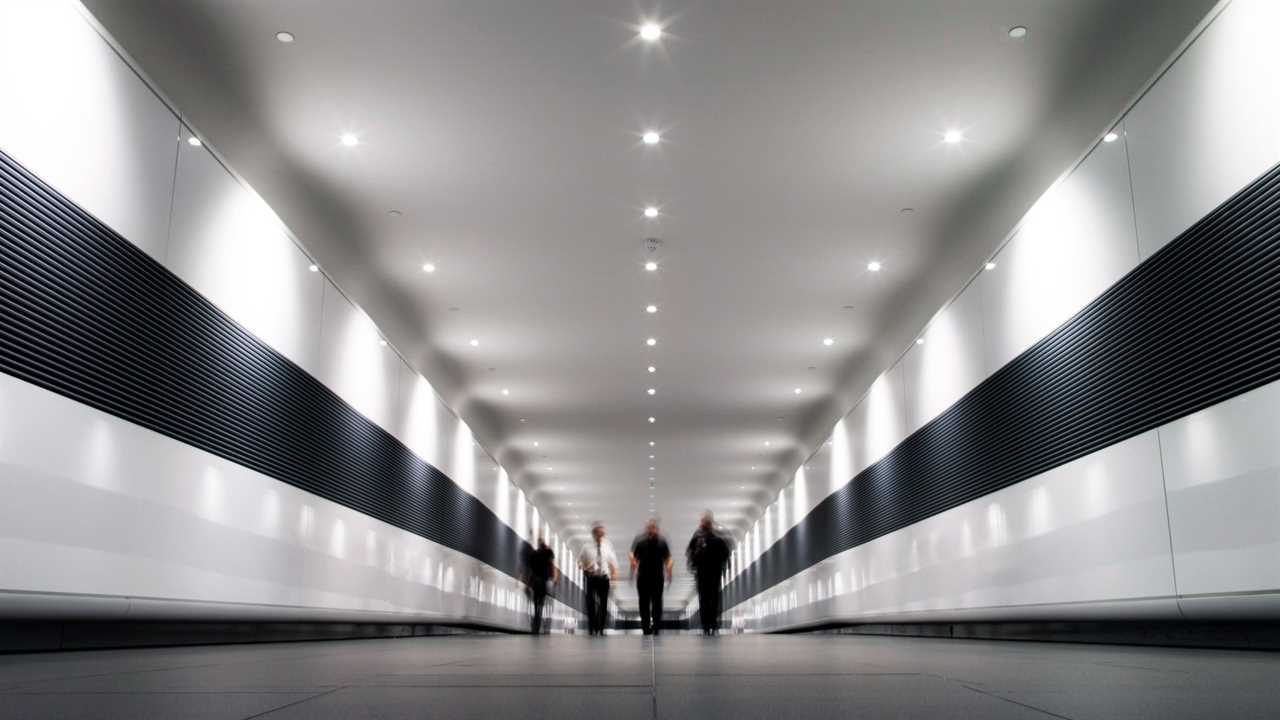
top-left (0, 149), bottom-right (583, 616)
top-left (727, 160), bottom-right (1280, 610)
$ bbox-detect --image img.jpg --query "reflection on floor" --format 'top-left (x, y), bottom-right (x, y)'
top-left (1, 633), bottom-right (1278, 719)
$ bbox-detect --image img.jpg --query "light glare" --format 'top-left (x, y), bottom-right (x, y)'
top-left (340, 132), bottom-right (359, 147)
top-left (642, 131), bottom-right (661, 145)
top-left (943, 129), bottom-right (964, 144)
top-left (867, 260), bottom-right (882, 272)
top-left (640, 23), bottom-right (662, 42)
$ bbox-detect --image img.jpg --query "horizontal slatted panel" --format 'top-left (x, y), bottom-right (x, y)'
top-left (0, 149), bottom-right (584, 615)
top-left (727, 159), bottom-right (1280, 609)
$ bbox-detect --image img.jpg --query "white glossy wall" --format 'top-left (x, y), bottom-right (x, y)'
top-left (0, 0), bottom-right (578, 631)
top-left (730, 0), bottom-right (1280, 630)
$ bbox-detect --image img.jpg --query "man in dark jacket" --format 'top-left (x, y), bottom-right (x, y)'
top-left (629, 517), bottom-right (672, 636)
top-left (686, 511), bottom-right (732, 636)
top-left (521, 535), bottom-right (559, 634)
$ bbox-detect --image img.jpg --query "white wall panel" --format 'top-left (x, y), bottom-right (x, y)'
top-left (0, 373), bottom-right (533, 628)
top-left (1159, 378), bottom-right (1280, 617)
top-left (730, 432), bottom-right (1177, 630)
top-left (167, 131), bottom-right (324, 374)
top-left (317, 281), bottom-right (401, 431)
top-left (0, 0), bottom-right (178, 260)
top-left (977, 137), bottom-right (1140, 372)
top-left (851, 365), bottom-right (908, 471)
top-left (902, 282), bottom-right (987, 433)
top-left (1126, 0), bottom-right (1280, 258)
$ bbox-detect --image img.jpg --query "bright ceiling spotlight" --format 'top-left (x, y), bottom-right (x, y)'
top-left (307, 263), bottom-right (319, 273)
top-left (646, 337), bottom-right (657, 346)
top-left (644, 206), bottom-right (659, 218)
top-left (943, 129), bottom-right (964, 145)
top-left (501, 388), bottom-right (510, 396)
top-left (469, 338), bottom-right (480, 347)
top-left (649, 441), bottom-right (656, 447)
top-left (822, 337), bottom-right (834, 347)
top-left (533, 441), bottom-right (540, 447)
top-left (642, 131), bottom-right (661, 145)
top-left (764, 441), bottom-right (771, 447)
top-left (751, 465), bottom-right (756, 470)
top-left (916, 338), bottom-right (925, 345)
top-left (649, 466), bottom-right (655, 471)
top-left (985, 261), bottom-right (997, 271)
top-left (640, 22), bottom-right (662, 42)
top-left (275, 31), bottom-right (295, 43)
top-left (422, 262), bottom-right (436, 273)
top-left (1008, 26), bottom-right (1028, 39)
top-left (647, 365), bottom-right (656, 373)
top-left (379, 339), bottom-right (388, 347)
top-left (1103, 131), bottom-right (1120, 143)
top-left (646, 304), bottom-right (658, 314)
top-left (644, 260), bottom-right (659, 272)
top-left (186, 136), bottom-right (202, 147)
top-left (793, 388), bottom-right (802, 395)
top-left (866, 260), bottom-right (882, 272)
top-left (339, 132), bottom-right (360, 147)
top-left (649, 454), bottom-right (655, 459)
top-left (647, 388), bottom-right (656, 396)
top-left (648, 416), bottom-right (656, 423)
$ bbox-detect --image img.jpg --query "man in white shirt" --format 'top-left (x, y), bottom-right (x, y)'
top-left (578, 521), bottom-right (618, 636)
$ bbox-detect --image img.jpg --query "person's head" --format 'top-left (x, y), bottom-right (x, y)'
top-left (592, 522), bottom-right (606, 542)
top-left (536, 535), bottom-right (548, 550)
top-left (699, 510), bottom-right (714, 531)
top-left (645, 517), bottom-right (660, 537)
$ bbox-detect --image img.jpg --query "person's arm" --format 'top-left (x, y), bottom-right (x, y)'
top-left (664, 555), bottom-right (673, 585)
top-left (629, 552), bottom-right (638, 580)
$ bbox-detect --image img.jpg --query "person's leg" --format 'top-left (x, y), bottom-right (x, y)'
top-left (531, 589), bottom-right (545, 634)
top-left (600, 579), bottom-right (611, 634)
top-left (587, 578), bottom-right (600, 634)
top-left (651, 582), bottom-right (664, 635)
top-left (638, 583), bottom-right (653, 635)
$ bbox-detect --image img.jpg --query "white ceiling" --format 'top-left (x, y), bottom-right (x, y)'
top-left (83, 0), bottom-right (1214, 609)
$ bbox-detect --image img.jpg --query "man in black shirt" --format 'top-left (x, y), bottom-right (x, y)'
top-left (686, 511), bottom-right (732, 636)
top-left (629, 518), bottom-right (672, 636)
top-left (521, 536), bottom-right (558, 635)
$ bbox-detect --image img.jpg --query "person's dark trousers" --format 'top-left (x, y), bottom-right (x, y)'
top-left (697, 574), bottom-right (721, 635)
top-left (530, 586), bottom-right (547, 634)
top-left (587, 575), bottom-right (610, 635)
top-left (637, 578), bottom-right (663, 635)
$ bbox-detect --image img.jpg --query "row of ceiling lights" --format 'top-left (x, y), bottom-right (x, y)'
top-left (640, 21), bottom-right (664, 516)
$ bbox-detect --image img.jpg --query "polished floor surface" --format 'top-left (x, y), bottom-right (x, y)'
top-left (1, 633), bottom-right (1278, 719)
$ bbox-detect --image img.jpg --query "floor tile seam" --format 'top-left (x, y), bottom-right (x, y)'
top-left (957, 682), bottom-right (1078, 720)
top-left (241, 686), bottom-right (346, 720)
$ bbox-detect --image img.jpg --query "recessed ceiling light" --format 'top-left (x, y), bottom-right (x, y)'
top-left (379, 339), bottom-right (388, 347)
top-left (646, 337), bottom-right (657, 346)
top-left (867, 260), bottom-right (882, 272)
top-left (985, 261), bottom-right (997, 271)
top-left (640, 22), bottom-right (662, 42)
top-left (469, 338), bottom-right (480, 347)
top-left (764, 441), bottom-right (771, 447)
top-left (1008, 26), bottom-right (1028, 39)
top-left (520, 418), bottom-right (527, 423)
top-left (422, 262), bottom-right (436, 273)
top-left (533, 441), bottom-right (540, 447)
top-left (1103, 131), bottom-right (1120, 143)
top-left (307, 263), bottom-right (319, 273)
top-left (751, 466), bottom-right (756, 470)
top-left (387, 209), bottom-right (402, 217)
top-left (648, 416), bottom-right (656, 423)
top-left (644, 260), bottom-right (658, 272)
top-left (822, 337), bottom-right (834, 347)
top-left (340, 132), bottom-right (360, 147)
top-left (649, 466), bottom-right (655, 471)
top-left (647, 365), bottom-right (656, 373)
top-left (842, 304), bottom-right (855, 310)
top-left (186, 136), bottom-right (202, 147)
top-left (793, 388), bottom-right (802, 395)
top-left (547, 466), bottom-right (553, 472)
top-left (943, 129), bottom-right (964, 145)
top-left (740, 485), bottom-right (746, 489)
top-left (501, 388), bottom-right (510, 396)
top-left (646, 304), bottom-right (658, 314)
top-left (275, 31), bottom-right (295, 43)
top-left (647, 388), bottom-right (656, 395)
top-left (916, 338), bottom-right (925, 345)
top-left (649, 441), bottom-right (655, 447)
top-left (644, 206), bottom-right (659, 218)
top-left (642, 131), bottom-right (661, 145)
top-left (900, 207), bottom-right (915, 214)
top-left (649, 454), bottom-right (655, 459)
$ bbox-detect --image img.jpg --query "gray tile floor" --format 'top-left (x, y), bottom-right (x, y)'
top-left (1, 633), bottom-right (1278, 719)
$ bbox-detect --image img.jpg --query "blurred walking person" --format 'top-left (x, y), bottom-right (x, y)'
top-left (629, 517), bottom-right (672, 636)
top-left (578, 521), bottom-right (618, 636)
top-left (686, 511), bottom-right (733, 636)
top-left (521, 535), bottom-right (559, 635)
